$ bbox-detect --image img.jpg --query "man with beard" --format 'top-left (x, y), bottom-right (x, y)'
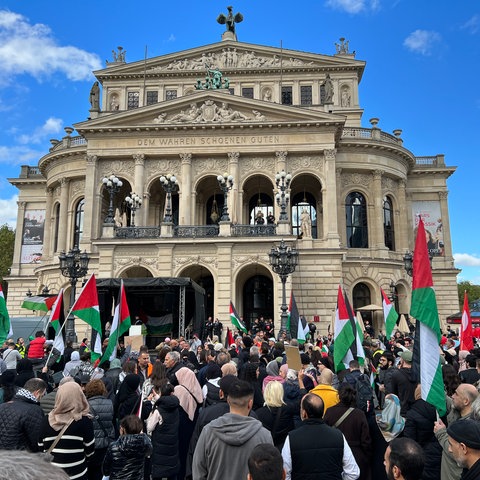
top-left (384, 437), bottom-right (424, 480)
top-left (447, 419), bottom-right (480, 480)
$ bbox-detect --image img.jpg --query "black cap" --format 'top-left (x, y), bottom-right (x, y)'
top-left (447, 419), bottom-right (480, 450)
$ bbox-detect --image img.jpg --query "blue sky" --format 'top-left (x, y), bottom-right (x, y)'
top-left (0, 1), bottom-right (479, 283)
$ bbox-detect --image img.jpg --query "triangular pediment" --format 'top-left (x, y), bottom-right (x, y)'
top-left (95, 40), bottom-right (365, 81)
top-left (74, 90), bottom-right (346, 133)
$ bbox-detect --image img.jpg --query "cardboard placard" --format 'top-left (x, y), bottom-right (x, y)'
top-left (285, 345), bottom-right (302, 371)
top-left (123, 335), bottom-right (144, 352)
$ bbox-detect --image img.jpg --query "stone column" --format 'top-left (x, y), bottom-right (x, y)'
top-left (323, 150), bottom-right (340, 246)
top-left (228, 152), bottom-right (240, 224)
top-left (57, 178), bottom-right (70, 252)
top-left (438, 191), bottom-right (452, 258)
top-left (10, 201), bottom-right (27, 273)
top-left (133, 154), bottom-right (145, 226)
top-left (180, 153), bottom-right (192, 225)
top-left (372, 169), bottom-right (387, 251)
top-left (83, 154), bottom-right (97, 245)
top-left (42, 188), bottom-right (54, 260)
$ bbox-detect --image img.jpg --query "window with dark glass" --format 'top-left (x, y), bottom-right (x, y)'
top-left (165, 90), bottom-right (177, 100)
top-left (127, 91), bottom-right (139, 109)
top-left (229, 88), bottom-right (235, 95)
top-left (300, 86), bottom-right (312, 105)
top-left (146, 91), bottom-right (158, 105)
top-left (383, 196), bottom-right (395, 251)
top-left (242, 87), bottom-right (254, 99)
top-left (346, 192), bottom-right (368, 248)
top-left (281, 86), bottom-right (292, 105)
top-left (353, 282), bottom-right (373, 325)
top-left (73, 198), bottom-right (84, 247)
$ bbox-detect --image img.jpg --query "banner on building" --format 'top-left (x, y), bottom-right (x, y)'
top-left (20, 209), bottom-right (45, 264)
top-left (411, 201), bottom-right (444, 257)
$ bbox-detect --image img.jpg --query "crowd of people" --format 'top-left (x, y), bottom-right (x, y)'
top-left (0, 321), bottom-right (479, 480)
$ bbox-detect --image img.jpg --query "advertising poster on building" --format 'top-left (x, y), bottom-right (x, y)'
top-left (20, 209), bottom-right (45, 264)
top-left (411, 201), bottom-right (444, 257)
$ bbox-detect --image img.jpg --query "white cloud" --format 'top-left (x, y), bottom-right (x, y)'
top-left (0, 10), bottom-right (102, 86)
top-left (18, 117), bottom-right (63, 144)
top-left (454, 253), bottom-right (480, 267)
top-left (325, 0), bottom-right (379, 14)
top-left (403, 29), bottom-right (441, 55)
top-left (0, 144), bottom-right (44, 165)
top-left (0, 195), bottom-right (18, 228)
top-left (461, 15), bottom-right (480, 34)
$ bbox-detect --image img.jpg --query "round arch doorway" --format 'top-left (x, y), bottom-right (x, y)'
top-left (242, 274), bottom-right (274, 332)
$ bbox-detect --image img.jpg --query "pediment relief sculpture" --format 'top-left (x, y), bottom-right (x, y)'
top-left (152, 101), bottom-right (266, 124)
top-left (149, 49), bottom-right (314, 73)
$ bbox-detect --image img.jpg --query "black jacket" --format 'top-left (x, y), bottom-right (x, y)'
top-left (390, 367), bottom-right (416, 416)
top-left (103, 433), bottom-right (152, 479)
top-left (256, 404), bottom-right (296, 450)
top-left (88, 395), bottom-right (115, 449)
top-left (0, 391), bottom-right (44, 451)
top-left (151, 395), bottom-right (180, 479)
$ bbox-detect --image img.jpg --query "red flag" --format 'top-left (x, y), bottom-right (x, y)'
top-left (226, 327), bottom-right (234, 347)
top-left (460, 291), bottom-right (474, 352)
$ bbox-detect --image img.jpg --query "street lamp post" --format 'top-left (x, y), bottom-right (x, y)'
top-left (59, 245), bottom-right (90, 343)
top-left (125, 192), bottom-right (142, 227)
top-left (275, 170), bottom-right (292, 221)
top-left (160, 175), bottom-right (178, 223)
top-left (102, 174), bottom-right (123, 224)
top-left (216, 173), bottom-right (234, 222)
top-left (268, 239), bottom-right (299, 338)
top-left (403, 250), bottom-right (433, 277)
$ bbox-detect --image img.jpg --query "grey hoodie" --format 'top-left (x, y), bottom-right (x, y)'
top-left (192, 412), bottom-right (273, 480)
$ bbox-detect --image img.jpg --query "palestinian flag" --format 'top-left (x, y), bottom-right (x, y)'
top-left (230, 301), bottom-right (247, 333)
top-left (71, 274), bottom-right (102, 362)
top-left (101, 280), bottom-right (132, 362)
top-left (382, 288), bottom-right (399, 340)
top-left (49, 289), bottom-right (65, 355)
top-left (333, 285), bottom-right (355, 372)
top-left (410, 217), bottom-right (446, 417)
top-left (0, 284), bottom-right (12, 344)
top-left (345, 291), bottom-right (365, 366)
top-left (287, 292), bottom-right (304, 341)
top-left (22, 295), bottom-right (57, 312)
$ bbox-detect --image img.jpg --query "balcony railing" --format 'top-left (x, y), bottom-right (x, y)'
top-left (174, 225), bottom-right (219, 237)
top-left (341, 127), bottom-right (402, 146)
top-left (115, 226), bottom-right (160, 238)
top-left (231, 224), bottom-right (276, 236)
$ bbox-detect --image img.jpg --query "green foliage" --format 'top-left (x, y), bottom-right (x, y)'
top-left (0, 224), bottom-right (15, 285)
top-left (457, 281), bottom-right (480, 309)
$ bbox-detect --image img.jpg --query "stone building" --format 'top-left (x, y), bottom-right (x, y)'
top-left (6, 19), bottom-right (458, 339)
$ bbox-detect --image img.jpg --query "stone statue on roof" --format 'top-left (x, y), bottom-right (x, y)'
top-left (217, 6), bottom-right (243, 34)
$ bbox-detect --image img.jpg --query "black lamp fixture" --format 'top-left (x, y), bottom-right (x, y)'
top-left (268, 239), bottom-right (299, 339)
top-left (125, 192), bottom-right (142, 227)
top-left (217, 173), bottom-right (234, 222)
top-left (102, 174), bottom-right (123, 224)
top-left (275, 170), bottom-right (292, 221)
top-left (160, 174), bottom-right (179, 223)
top-left (403, 250), bottom-right (433, 277)
top-left (59, 245), bottom-right (90, 342)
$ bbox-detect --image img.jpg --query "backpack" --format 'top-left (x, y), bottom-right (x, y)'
top-left (355, 373), bottom-right (375, 414)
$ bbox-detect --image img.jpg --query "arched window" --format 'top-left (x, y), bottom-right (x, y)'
top-left (73, 198), bottom-right (84, 247)
top-left (292, 192), bottom-right (317, 238)
top-left (346, 192), bottom-right (368, 248)
top-left (383, 196), bottom-right (395, 251)
top-left (248, 193), bottom-right (273, 225)
top-left (352, 282), bottom-right (373, 327)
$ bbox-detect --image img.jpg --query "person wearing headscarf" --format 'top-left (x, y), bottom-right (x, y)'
top-left (38, 382), bottom-right (95, 479)
top-left (173, 367), bottom-right (203, 480)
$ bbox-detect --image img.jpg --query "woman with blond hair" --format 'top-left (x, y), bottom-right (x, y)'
top-left (38, 381), bottom-right (95, 479)
top-left (255, 380), bottom-right (296, 450)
